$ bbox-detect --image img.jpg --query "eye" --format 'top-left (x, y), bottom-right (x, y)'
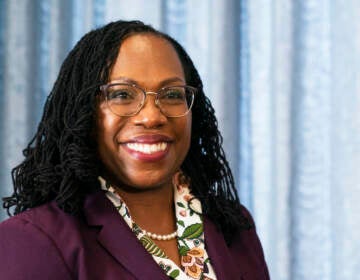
top-left (109, 90), bottom-right (133, 100)
top-left (165, 90), bottom-right (184, 99)
top-left (107, 86), bottom-right (138, 104)
top-left (161, 88), bottom-right (186, 104)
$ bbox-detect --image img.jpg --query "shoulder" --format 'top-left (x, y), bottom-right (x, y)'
top-left (2, 201), bottom-right (66, 223)
top-left (231, 204), bottom-right (262, 252)
top-left (231, 204), bottom-right (270, 279)
top-left (0, 201), bottom-right (83, 242)
top-left (203, 204), bottom-right (270, 279)
top-left (0, 203), bottom-right (76, 279)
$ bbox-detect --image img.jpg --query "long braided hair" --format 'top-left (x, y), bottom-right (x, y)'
top-left (2, 20), bottom-right (251, 244)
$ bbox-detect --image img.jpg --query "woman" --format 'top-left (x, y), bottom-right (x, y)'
top-left (0, 20), bottom-right (269, 279)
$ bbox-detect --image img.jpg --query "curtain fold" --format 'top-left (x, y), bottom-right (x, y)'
top-left (1, 1), bottom-right (359, 279)
top-left (291, 1), bottom-right (333, 278)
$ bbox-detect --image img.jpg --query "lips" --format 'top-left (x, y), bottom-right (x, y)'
top-left (124, 134), bottom-right (172, 143)
top-left (120, 134), bottom-right (172, 161)
top-left (126, 142), bottom-right (168, 154)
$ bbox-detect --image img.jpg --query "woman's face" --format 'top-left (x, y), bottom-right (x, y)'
top-left (96, 34), bottom-right (192, 191)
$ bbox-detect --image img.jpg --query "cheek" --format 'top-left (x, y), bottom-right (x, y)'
top-left (100, 117), bottom-right (116, 136)
top-left (96, 107), bottom-right (122, 151)
top-left (179, 114), bottom-right (192, 151)
top-left (186, 116), bottom-right (192, 146)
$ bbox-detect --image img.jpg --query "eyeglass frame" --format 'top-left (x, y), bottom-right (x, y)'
top-left (99, 82), bottom-right (197, 118)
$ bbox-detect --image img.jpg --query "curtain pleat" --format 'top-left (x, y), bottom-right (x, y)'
top-left (238, 0), bottom-right (253, 211)
top-left (291, 1), bottom-right (333, 279)
top-left (1, 0), bottom-right (34, 212)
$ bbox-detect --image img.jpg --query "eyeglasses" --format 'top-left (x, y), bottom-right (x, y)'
top-left (99, 82), bottom-right (196, 117)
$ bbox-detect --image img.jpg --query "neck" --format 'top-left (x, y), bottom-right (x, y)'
top-left (114, 183), bottom-right (176, 234)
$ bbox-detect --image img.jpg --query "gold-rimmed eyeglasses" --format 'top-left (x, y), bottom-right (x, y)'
top-left (99, 83), bottom-right (196, 118)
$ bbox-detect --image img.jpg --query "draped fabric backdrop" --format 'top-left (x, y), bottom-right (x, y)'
top-left (0, 1), bottom-right (359, 279)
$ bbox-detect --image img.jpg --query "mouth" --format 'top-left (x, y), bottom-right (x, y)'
top-left (120, 134), bottom-right (172, 162)
top-left (125, 142), bottom-right (168, 154)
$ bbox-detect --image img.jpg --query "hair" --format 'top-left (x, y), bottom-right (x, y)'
top-left (2, 20), bottom-right (252, 244)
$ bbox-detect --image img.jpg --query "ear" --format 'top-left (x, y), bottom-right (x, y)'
top-left (172, 170), bottom-right (191, 189)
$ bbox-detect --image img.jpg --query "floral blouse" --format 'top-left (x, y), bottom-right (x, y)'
top-left (99, 173), bottom-right (217, 280)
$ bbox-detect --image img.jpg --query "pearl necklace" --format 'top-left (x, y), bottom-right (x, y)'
top-left (142, 229), bottom-right (178, 241)
top-left (110, 184), bottom-right (178, 241)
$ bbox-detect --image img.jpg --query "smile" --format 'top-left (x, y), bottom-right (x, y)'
top-left (126, 142), bottom-right (168, 154)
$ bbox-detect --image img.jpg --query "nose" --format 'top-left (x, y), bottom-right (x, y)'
top-left (132, 94), bottom-right (167, 128)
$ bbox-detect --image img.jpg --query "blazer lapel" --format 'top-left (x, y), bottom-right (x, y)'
top-left (83, 191), bottom-right (168, 280)
top-left (204, 217), bottom-right (244, 280)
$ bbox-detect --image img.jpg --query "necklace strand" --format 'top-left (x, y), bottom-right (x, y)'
top-left (112, 185), bottom-right (178, 241)
top-left (142, 228), bottom-right (177, 241)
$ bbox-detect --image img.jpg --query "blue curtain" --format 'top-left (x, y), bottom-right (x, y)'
top-left (1, 1), bottom-right (359, 279)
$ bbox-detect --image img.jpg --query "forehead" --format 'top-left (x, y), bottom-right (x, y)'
top-left (109, 34), bottom-right (185, 85)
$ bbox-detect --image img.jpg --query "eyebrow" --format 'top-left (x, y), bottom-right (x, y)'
top-left (109, 76), bottom-right (186, 88)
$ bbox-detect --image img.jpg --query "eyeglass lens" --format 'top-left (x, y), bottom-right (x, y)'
top-left (105, 84), bottom-right (194, 117)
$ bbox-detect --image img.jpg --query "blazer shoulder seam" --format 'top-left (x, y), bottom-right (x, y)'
top-left (13, 216), bottom-right (74, 279)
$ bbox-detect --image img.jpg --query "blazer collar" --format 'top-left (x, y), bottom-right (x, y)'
top-left (83, 191), bottom-right (244, 280)
top-left (203, 216), bottom-right (244, 279)
top-left (83, 191), bottom-right (168, 280)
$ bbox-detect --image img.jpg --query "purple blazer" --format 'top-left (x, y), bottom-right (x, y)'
top-left (0, 191), bottom-right (269, 279)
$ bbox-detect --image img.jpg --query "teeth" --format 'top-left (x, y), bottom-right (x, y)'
top-left (126, 142), bottom-right (168, 154)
